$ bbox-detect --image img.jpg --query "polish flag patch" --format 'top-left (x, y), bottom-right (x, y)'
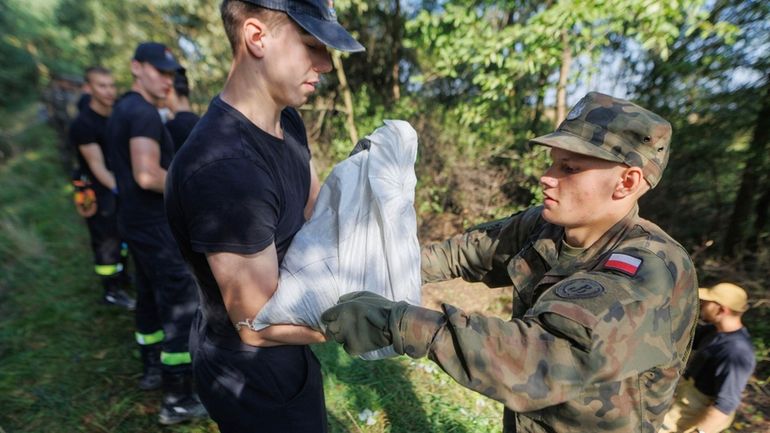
top-left (604, 253), bottom-right (642, 276)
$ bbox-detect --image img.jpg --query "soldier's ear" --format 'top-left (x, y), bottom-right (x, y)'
top-left (613, 166), bottom-right (644, 199)
top-left (243, 17), bottom-right (268, 59)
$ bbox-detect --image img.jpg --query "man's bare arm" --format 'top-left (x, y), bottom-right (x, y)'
top-left (130, 137), bottom-right (166, 193)
top-left (78, 143), bottom-right (116, 190)
top-left (688, 406), bottom-right (732, 433)
top-left (206, 244), bottom-right (325, 347)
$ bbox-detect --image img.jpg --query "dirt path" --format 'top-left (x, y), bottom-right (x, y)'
top-left (421, 279), bottom-right (512, 318)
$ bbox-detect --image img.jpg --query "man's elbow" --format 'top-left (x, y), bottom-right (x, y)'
top-left (712, 401), bottom-right (738, 417)
top-left (134, 170), bottom-right (157, 190)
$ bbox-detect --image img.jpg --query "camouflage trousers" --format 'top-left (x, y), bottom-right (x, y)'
top-left (658, 378), bottom-right (735, 433)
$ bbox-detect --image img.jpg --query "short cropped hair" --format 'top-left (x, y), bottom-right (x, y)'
top-left (84, 66), bottom-right (112, 83)
top-left (220, 0), bottom-right (289, 54)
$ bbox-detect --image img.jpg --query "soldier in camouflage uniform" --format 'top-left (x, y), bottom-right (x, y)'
top-left (322, 92), bottom-right (699, 433)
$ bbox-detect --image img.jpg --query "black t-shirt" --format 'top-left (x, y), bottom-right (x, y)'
top-left (165, 96), bottom-right (311, 340)
top-left (69, 105), bottom-right (110, 191)
top-left (77, 93), bottom-right (91, 113)
top-left (685, 323), bottom-right (756, 413)
top-left (106, 92), bottom-right (175, 226)
top-left (166, 111), bottom-right (201, 152)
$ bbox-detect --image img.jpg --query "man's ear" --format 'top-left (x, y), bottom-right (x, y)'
top-left (613, 166), bottom-right (645, 199)
top-left (720, 304), bottom-right (736, 317)
top-left (130, 60), bottom-right (143, 77)
top-left (243, 18), bottom-right (268, 59)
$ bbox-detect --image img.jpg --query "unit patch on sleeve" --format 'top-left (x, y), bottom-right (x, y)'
top-left (554, 278), bottom-right (606, 299)
top-left (604, 253), bottom-right (642, 276)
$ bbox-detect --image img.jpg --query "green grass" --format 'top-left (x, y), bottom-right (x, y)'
top-left (0, 110), bottom-right (502, 432)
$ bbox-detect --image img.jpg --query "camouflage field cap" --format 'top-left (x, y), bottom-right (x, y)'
top-left (531, 92), bottom-right (672, 188)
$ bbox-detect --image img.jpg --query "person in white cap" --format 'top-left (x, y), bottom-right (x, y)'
top-left (660, 282), bottom-right (756, 433)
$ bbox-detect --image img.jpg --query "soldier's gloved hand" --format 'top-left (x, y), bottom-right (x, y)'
top-left (321, 291), bottom-right (409, 356)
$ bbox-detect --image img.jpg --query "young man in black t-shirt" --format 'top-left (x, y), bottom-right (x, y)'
top-left (165, 1), bottom-right (364, 431)
top-left (69, 66), bottom-right (135, 310)
top-left (165, 69), bottom-right (200, 152)
top-left (106, 42), bottom-right (206, 425)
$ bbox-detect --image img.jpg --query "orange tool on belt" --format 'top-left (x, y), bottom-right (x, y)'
top-left (73, 176), bottom-right (97, 217)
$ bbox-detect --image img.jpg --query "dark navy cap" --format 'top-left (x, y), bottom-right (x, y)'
top-left (133, 42), bottom-right (183, 72)
top-left (173, 68), bottom-right (190, 97)
top-left (241, 0), bottom-right (364, 52)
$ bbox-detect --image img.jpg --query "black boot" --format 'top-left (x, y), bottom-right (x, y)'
top-left (102, 274), bottom-right (136, 310)
top-left (138, 344), bottom-right (162, 390)
top-left (158, 371), bottom-right (207, 425)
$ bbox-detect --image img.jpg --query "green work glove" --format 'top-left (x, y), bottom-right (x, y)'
top-left (321, 291), bottom-right (409, 356)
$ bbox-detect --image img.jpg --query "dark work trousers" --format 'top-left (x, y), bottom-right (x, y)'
top-left (190, 313), bottom-right (328, 433)
top-left (121, 220), bottom-right (199, 374)
top-left (85, 189), bottom-right (124, 271)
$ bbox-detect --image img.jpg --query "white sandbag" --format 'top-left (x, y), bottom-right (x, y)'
top-left (251, 120), bottom-right (421, 358)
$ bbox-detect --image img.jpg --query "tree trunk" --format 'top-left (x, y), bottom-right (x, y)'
top-left (529, 69), bottom-right (548, 135)
top-left (390, 0), bottom-right (402, 102)
top-left (723, 74), bottom-right (770, 257)
top-left (746, 177), bottom-right (770, 255)
top-left (555, 29), bottom-right (572, 126)
top-left (332, 52), bottom-right (358, 144)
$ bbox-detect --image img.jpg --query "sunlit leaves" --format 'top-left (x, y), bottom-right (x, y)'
top-left (406, 0), bottom-right (731, 138)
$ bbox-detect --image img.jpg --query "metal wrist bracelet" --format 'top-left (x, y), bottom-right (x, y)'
top-left (234, 318), bottom-right (258, 331)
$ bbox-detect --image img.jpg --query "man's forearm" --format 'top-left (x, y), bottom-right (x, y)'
top-left (420, 232), bottom-right (495, 284)
top-left (688, 405), bottom-right (732, 433)
top-left (207, 248), bottom-right (324, 347)
top-left (129, 137), bottom-right (166, 193)
top-left (79, 144), bottom-right (117, 190)
top-left (134, 167), bottom-right (166, 193)
top-left (91, 166), bottom-right (117, 191)
top-left (238, 324), bottom-right (326, 347)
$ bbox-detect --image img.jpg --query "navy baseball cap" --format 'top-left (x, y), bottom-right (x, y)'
top-left (173, 68), bottom-right (190, 97)
top-left (133, 42), bottom-right (182, 72)
top-left (240, 0), bottom-right (364, 52)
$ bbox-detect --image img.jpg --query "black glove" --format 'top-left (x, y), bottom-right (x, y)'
top-left (321, 291), bottom-right (409, 356)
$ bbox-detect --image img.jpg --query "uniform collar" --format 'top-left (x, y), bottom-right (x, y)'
top-left (533, 204), bottom-right (640, 275)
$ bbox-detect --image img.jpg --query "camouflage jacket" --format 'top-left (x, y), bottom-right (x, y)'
top-left (403, 205), bottom-right (698, 433)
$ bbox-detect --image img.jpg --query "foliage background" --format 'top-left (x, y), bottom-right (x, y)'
top-left (2, 0), bottom-right (768, 254)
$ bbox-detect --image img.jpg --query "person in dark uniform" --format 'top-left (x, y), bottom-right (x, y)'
top-left (105, 42), bottom-right (206, 425)
top-left (165, 68), bottom-right (199, 152)
top-left (165, 1), bottom-right (364, 432)
top-left (660, 282), bottom-right (756, 433)
top-left (76, 93), bottom-right (91, 113)
top-left (69, 66), bottom-right (134, 310)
